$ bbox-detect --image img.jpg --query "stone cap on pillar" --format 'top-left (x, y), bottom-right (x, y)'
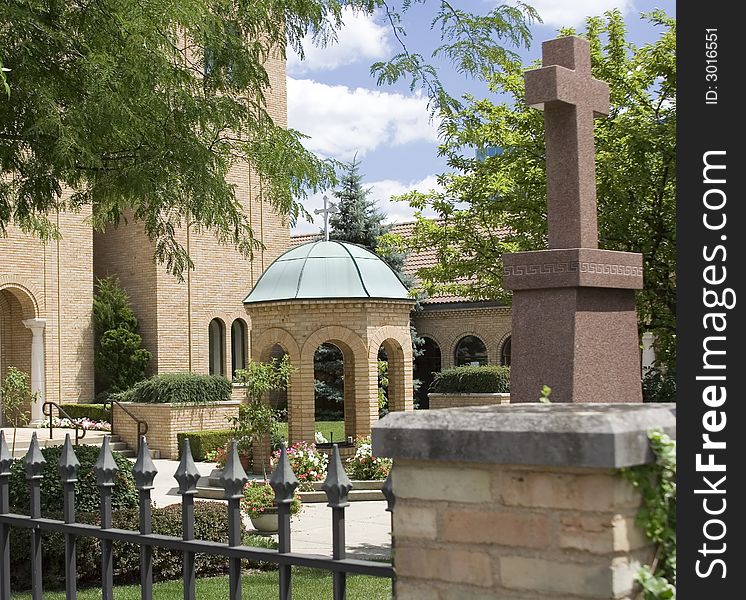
top-left (503, 248), bottom-right (643, 291)
top-left (372, 404), bottom-right (675, 469)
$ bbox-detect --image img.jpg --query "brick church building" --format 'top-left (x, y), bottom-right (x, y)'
top-left (0, 53), bottom-right (289, 420)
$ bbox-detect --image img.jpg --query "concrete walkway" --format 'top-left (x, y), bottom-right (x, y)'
top-left (148, 458), bottom-right (392, 560)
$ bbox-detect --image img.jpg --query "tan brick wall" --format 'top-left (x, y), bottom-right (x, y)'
top-left (429, 393), bottom-right (510, 409)
top-left (391, 459), bottom-right (653, 600)
top-left (247, 299), bottom-right (414, 443)
top-left (94, 53), bottom-right (291, 380)
top-left (1, 48), bottom-right (289, 414)
top-left (0, 206), bottom-right (94, 407)
top-left (113, 400), bottom-right (240, 459)
top-left (413, 306), bottom-right (511, 368)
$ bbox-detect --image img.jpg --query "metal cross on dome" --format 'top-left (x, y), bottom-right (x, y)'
top-left (314, 195), bottom-right (339, 241)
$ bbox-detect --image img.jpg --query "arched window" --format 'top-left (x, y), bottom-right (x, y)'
top-left (208, 319), bottom-right (225, 376)
top-left (500, 336), bottom-right (511, 367)
top-left (454, 335), bottom-right (488, 367)
top-left (231, 319), bottom-right (248, 376)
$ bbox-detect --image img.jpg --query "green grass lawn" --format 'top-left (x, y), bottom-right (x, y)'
top-left (276, 420), bottom-right (347, 444)
top-left (10, 568), bottom-right (391, 599)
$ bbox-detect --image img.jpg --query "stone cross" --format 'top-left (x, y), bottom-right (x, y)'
top-left (502, 36), bottom-right (643, 404)
top-left (314, 195), bottom-right (338, 242)
top-left (524, 36), bottom-right (610, 249)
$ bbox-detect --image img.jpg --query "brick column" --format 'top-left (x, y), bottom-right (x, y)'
top-left (22, 318), bottom-right (46, 424)
top-left (373, 404), bottom-right (675, 600)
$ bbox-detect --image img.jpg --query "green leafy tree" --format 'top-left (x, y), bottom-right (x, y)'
top-left (383, 10), bottom-right (676, 371)
top-left (93, 277), bottom-right (151, 396)
top-left (0, 1), bottom-right (537, 279)
top-left (1, 367), bottom-right (34, 453)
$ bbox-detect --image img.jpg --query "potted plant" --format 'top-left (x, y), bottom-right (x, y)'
top-left (241, 480), bottom-right (301, 534)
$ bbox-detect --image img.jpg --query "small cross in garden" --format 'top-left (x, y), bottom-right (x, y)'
top-left (524, 36), bottom-right (610, 249)
top-left (314, 195), bottom-right (339, 241)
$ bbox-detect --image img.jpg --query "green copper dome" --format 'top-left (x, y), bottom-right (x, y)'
top-left (243, 241), bottom-right (411, 304)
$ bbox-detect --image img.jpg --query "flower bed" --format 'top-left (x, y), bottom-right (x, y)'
top-left (38, 416), bottom-right (111, 431)
top-left (270, 442), bottom-right (328, 491)
top-left (345, 436), bottom-right (391, 480)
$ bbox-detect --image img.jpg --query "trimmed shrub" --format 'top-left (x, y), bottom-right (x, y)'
top-left (93, 276), bottom-right (151, 397)
top-left (115, 373), bottom-right (232, 404)
top-left (9, 444), bottom-right (138, 514)
top-left (60, 403), bottom-right (112, 423)
top-left (177, 429), bottom-right (234, 461)
top-left (8, 502), bottom-right (276, 590)
top-left (430, 365), bottom-right (510, 394)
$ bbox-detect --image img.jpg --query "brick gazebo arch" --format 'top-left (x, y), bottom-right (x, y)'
top-left (243, 240), bottom-right (416, 446)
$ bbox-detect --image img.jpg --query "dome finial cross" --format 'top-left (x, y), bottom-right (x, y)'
top-left (314, 195), bottom-right (338, 241)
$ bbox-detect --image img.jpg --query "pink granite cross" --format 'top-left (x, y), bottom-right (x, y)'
top-left (524, 36), bottom-right (610, 249)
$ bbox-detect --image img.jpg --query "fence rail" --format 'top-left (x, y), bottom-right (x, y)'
top-left (0, 431), bottom-right (394, 600)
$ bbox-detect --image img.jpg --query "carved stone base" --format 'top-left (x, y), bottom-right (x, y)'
top-left (508, 286), bottom-right (642, 404)
top-left (503, 248), bottom-right (643, 290)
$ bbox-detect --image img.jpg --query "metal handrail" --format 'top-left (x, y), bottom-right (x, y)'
top-left (102, 399), bottom-right (148, 441)
top-left (41, 402), bottom-right (87, 445)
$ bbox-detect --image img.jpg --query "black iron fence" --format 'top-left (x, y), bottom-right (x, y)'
top-left (0, 431), bottom-right (394, 600)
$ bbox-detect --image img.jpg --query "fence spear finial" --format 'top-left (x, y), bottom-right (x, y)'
top-left (219, 440), bottom-right (249, 499)
top-left (0, 431), bottom-right (11, 476)
top-left (93, 436), bottom-right (118, 487)
top-left (174, 438), bottom-right (200, 495)
top-left (133, 436), bottom-right (158, 491)
top-left (24, 432), bottom-right (46, 480)
top-left (269, 442), bottom-right (298, 505)
top-left (322, 444), bottom-right (352, 508)
top-left (58, 433), bottom-right (80, 484)
top-left (382, 471), bottom-right (395, 513)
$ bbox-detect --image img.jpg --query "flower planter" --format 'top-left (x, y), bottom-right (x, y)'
top-left (249, 510), bottom-right (279, 534)
top-left (428, 392), bottom-right (510, 409)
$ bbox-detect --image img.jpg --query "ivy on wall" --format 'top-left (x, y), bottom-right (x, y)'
top-left (621, 429), bottom-right (676, 599)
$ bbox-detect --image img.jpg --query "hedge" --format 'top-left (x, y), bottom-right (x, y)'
top-left (9, 444), bottom-right (138, 514)
top-left (430, 364), bottom-right (510, 394)
top-left (115, 373), bottom-right (232, 404)
top-left (177, 429), bottom-right (235, 461)
top-left (60, 403), bottom-right (112, 423)
top-left (8, 502), bottom-right (277, 590)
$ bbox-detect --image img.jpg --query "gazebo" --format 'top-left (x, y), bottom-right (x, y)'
top-left (243, 240), bottom-right (415, 445)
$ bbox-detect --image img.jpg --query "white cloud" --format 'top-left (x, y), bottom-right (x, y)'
top-left (288, 7), bottom-right (391, 74)
top-left (292, 175), bottom-right (442, 235)
top-left (288, 78), bottom-right (439, 161)
top-left (526, 0), bottom-right (633, 27)
top-left (368, 176), bottom-right (442, 224)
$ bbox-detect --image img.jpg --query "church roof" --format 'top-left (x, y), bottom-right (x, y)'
top-left (243, 240), bottom-right (411, 304)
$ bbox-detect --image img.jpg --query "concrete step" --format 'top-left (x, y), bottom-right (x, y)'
top-left (5, 430), bottom-right (159, 459)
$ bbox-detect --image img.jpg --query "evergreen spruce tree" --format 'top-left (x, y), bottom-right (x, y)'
top-left (93, 277), bottom-right (151, 399)
top-left (329, 155), bottom-right (386, 249)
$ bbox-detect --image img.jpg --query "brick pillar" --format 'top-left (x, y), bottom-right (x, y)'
top-left (373, 404), bottom-right (675, 600)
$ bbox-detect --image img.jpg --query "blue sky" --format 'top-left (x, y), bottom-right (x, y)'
top-left (288, 0), bottom-right (676, 234)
